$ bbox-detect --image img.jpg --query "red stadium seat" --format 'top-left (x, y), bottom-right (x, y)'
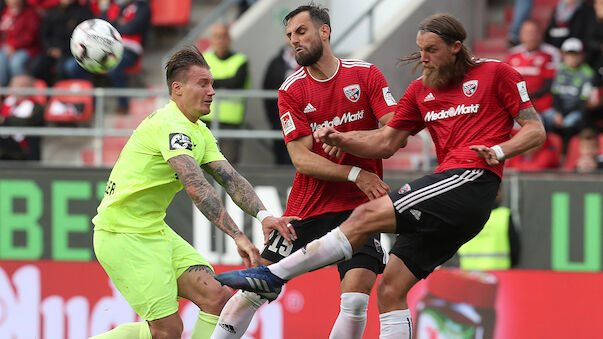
top-left (150, 0), bottom-right (191, 26)
top-left (44, 79), bottom-right (94, 123)
top-left (33, 78), bottom-right (48, 106)
top-left (563, 135), bottom-right (582, 171)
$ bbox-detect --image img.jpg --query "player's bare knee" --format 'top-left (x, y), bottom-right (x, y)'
top-left (149, 319), bottom-right (182, 339)
top-left (344, 204), bottom-right (379, 236)
top-left (376, 278), bottom-right (406, 306)
top-left (202, 284), bottom-right (232, 315)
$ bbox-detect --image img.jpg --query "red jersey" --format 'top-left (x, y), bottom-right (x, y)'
top-left (389, 60), bottom-right (533, 178)
top-left (506, 43), bottom-right (560, 112)
top-left (278, 58), bottom-right (396, 219)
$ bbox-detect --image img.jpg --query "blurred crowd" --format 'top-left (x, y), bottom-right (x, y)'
top-left (503, 0), bottom-right (603, 172)
top-left (0, 0), bottom-right (150, 160)
top-left (0, 0), bottom-right (601, 172)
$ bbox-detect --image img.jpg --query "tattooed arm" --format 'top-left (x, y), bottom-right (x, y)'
top-left (470, 107), bottom-right (546, 166)
top-left (202, 160), bottom-right (299, 244)
top-left (168, 154), bottom-right (260, 267)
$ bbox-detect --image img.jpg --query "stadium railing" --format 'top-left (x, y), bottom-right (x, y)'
top-left (0, 86), bottom-right (434, 168)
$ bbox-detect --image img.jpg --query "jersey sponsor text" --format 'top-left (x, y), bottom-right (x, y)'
top-left (424, 104), bottom-right (480, 122)
top-left (310, 110), bottom-right (365, 131)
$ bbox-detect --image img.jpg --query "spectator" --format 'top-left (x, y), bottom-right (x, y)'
top-left (543, 38), bottom-right (593, 140)
top-left (505, 133), bottom-right (561, 170)
top-left (584, 0), bottom-right (603, 79)
top-left (457, 187), bottom-right (520, 270)
top-left (0, 0), bottom-right (40, 86)
top-left (262, 45), bottom-right (298, 164)
top-left (30, 0), bottom-right (93, 85)
top-left (101, 0), bottom-right (150, 114)
top-left (202, 23), bottom-right (249, 164)
top-left (508, 0), bottom-right (534, 48)
top-left (507, 20), bottom-right (560, 115)
top-left (26, 0), bottom-right (59, 16)
top-left (574, 128), bottom-right (603, 171)
top-left (0, 74), bottom-right (44, 160)
top-left (544, 0), bottom-right (594, 49)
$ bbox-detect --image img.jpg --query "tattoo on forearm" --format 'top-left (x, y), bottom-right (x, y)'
top-left (185, 265), bottom-right (214, 276)
top-left (516, 107), bottom-right (540, 121)
top-left (168, 155), bottom-right (241, 237)
top-left (202, 161), bottom-right (265, 217)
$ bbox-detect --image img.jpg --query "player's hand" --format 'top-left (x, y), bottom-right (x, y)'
top-left (313, 126), bottom-right (344, 146)
top-left (355, 169), bottom-right (390, 200)
top-left (322, 143), bottom-right (344, 158)
top-left (233, 233), bottom-right (261, 268)
top-left (469, 145), bottom-right (500, 166)
top-left (261, 215), bottom-right (300, 245)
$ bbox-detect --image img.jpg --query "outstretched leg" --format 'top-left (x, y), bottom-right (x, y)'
top-left (215, 196), bottom-right (397, 294)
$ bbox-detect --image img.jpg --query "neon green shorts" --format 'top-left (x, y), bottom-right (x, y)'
top-left (93, 226), bottom-right (212, 321)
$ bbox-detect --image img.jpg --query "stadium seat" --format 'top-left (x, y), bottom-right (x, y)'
top-left (150, 0), bottom-right (191, 26)
top-left (44, 79), bottom-right (94, 123)
top-left (33, 78), bottom-right (48, 106)
top-left (547, 133), bottom-right (563, 161)
top-left (563, 135), bottom-right (583, 171)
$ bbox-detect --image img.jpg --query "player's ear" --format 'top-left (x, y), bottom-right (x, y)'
top-left (320, 24), bottom-right (330, 41)
top-left (172, 81), bottom-right (183, 96)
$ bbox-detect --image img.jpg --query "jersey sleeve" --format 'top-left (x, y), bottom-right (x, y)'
top-left (387, 81), bottom-right (425, 134)
top-left (278, 88), bottom-right (311, 143)
top-left (155, 119), bottom-right (198, 162)
top-left (496, 62), bottom-right (533, 118)
top-left (199, 124), bottom-right (226, 164)
top-left (367, 65), bottom-right (397, 119)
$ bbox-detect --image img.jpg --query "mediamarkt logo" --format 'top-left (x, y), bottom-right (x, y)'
top-left (424, 104), bottom-right (480, 122)
top-left (310, 110), bottom-right (364, 131)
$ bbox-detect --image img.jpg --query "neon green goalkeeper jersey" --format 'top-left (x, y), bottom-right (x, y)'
top-left (92, 100), bottom-right (226, 233)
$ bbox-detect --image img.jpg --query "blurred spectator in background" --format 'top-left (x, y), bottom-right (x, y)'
top-left (543, 38), bottom-right (593, 141)
top-left (0, 0), bottom-right (40, 86)
top-left (508, 0), bottom-right (534, 48)
top-left (544, 0), bottom-right (594, 49)
top-left (574, 128), bottom-right (603, 171)
top-left (457, 187), bottom-right (520, 270)
top-left (26, 0), bottom-right (59, 16)
top-left (0, 74), bottom-right (44, 160)
top-left (262, 45), bottom-right (298, 165)
top-left (101, 0), bottom-right (150, 114)
top-left (202, 23), bottom-right (249, 164)
top-left (505, 133), bottom-right (561, 171)
top-left (507, 20), bottom-right (560, 115)
top-left (584, 0), bottom-right (603, 130)
top-left (30, 0), bottom-right (92, 85)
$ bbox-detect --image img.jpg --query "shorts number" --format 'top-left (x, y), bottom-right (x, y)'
top-left (267, 233), bottom-right (293, 257)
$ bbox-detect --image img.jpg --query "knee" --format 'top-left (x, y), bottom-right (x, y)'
top-left (195, 284), bottom-right (232, 315)
top-left (339, 292), bottom-right (369, 318)
top-left (150, 320), bottom-right (182, 339)
top-left (377, 278), bottom-right (406, 307)
top-left (344, 203), bottom-right (378, 235)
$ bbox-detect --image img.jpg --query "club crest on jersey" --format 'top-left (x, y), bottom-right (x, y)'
top-left (462, 80), bottom-right (478, 97)
top-left (398, 183), bottom-right (411, 194)
top-left (343, 84), bottom-right (361, 102)
top-left (169, 133), bottom-right (193, 150)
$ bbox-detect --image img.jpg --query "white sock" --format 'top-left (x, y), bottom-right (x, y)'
top-left (210, 290), bottom-right (266, 339)
top-left (329, 292), bottom-right (369, 339)
top-left (269, 227), bottom-right (353, 280)
top-left (379, 309), bottom-right (412, 339)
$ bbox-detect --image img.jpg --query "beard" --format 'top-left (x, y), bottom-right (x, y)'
top-left (421, 58), bottom-right (463, 89)
top-left (295, 38), bottom-right (323, 66)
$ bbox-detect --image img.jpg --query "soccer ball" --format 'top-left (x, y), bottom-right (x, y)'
top-left (70, 19), bottom-right (124, 74)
